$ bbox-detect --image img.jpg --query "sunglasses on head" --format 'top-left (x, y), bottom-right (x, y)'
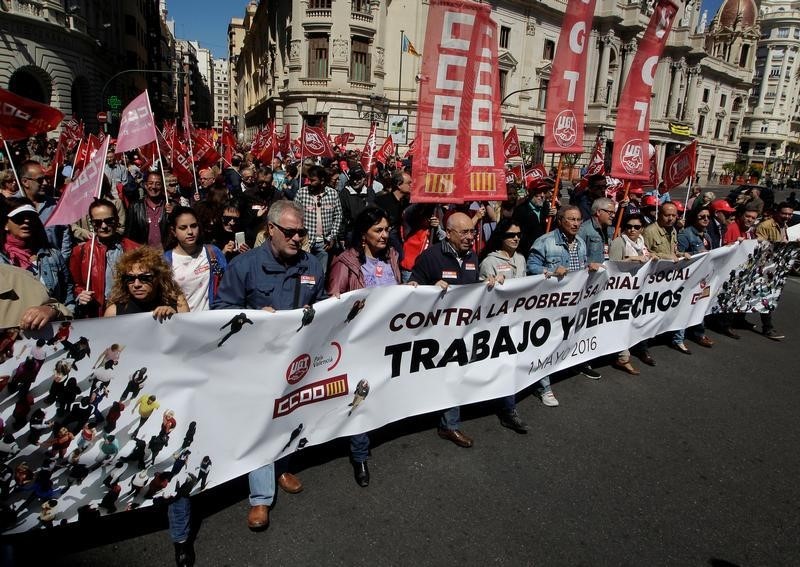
top-left (271, 222), bottom-right (308, 239)
top-left (122, 273), bottom-right (154, 285)
top-left (91, 217), bottom-right (117, 229)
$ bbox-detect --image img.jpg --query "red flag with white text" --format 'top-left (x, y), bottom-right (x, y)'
top-left (0, 87), bottom-right (64, 141)
top-left (586, 135), bottom-right (605, 177)
top-left (275, 124), bottom-right (291, 155)
top-left (404, 137), bottom-right (416, 158)
top-left (116, 91), bottom-right (158, 154)
top-left (662, 140), bottom-right (696, 191)
top-left (503, 127), bottom-right (522, 159)
top-left (611, 0), bottom-right (678, 180)
top-left (375, 136), bottom-right (395, 165)
top-left (301, 124), bottom-right (334, 158)
top-left (191, 131), bottom-right (221, 169)
top-left (46, 137), bottom-right (110, 227)
top-left (333, 132), bottom-right (355, 150)
top-left (543, 0), bottom-right (597, 154)
top-left (413, 0), bottom-right (506, 203)
top-left (360, 123), bottom-right (377, 172)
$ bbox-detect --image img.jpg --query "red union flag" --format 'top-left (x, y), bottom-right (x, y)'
top-left (191, 131), bottom-right (221, 169)
top-left (412, 0), bottom-right (506, 203)
top-left (360, 123), bottom-right (377, 172)
top-left (275, 124), bottom-right (291, 154)
top-left (503, 127), bottom-right (521, 159)
top-left (375, 136), bottom-right (395, 165)
top-left (543, 0), bottom-right (597, 153)
top-left (116, 91), bottom-right (158, 154)
top-left (662, 140), bottom-right (696, 190)
top-left (586, 135), bottom-right (605, 177)
top-left (0, 87), bottom-right (63, 141)
top-left (46, 137), bottom-right (110, 227)
top-left (333, 132), bottom-right (355, 149)
top-left (612, 0), bottom-right (678, 180)
top-left (301, 124), bottom-right (334, 157)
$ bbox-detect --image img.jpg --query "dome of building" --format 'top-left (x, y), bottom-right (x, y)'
top-left (717, 0), bottom-right (758, 29)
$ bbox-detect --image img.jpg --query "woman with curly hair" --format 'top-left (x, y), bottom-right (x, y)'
top-left (103, 246), bottom-right (188, 321)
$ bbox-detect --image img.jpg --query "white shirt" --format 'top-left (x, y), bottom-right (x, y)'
top-left (171, 250), bottom-right (211, 312)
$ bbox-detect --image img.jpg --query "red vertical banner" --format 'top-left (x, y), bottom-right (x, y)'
top-left (412, 0), bottom-right (506, 203)
top-left (543, 0), bottom-right (597, 154)
top-left (612, 0), bottom-right (678, 180)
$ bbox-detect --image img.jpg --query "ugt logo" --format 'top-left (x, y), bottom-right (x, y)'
top-left (620, 140), bottom-right (644, 175)
top-left (553, 111), bottom-right (577, 148)
top-left (304, 131), bottom-right (325, 153)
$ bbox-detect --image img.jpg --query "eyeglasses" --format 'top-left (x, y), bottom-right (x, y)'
top-left (122, 273), bottom-right (155, 285)
top-left (24, 176), bottom-right (46, 184)
top-left (449, 228), bottom-right (478, 237)
top-left (601, 209), bottom-right (616, 215)
top-left (271, 222), bottom-right (309, 239)
top-left (624, 224), bottom-right (643, 230)
top-left (222, 215), bottom-right (240, 224)
top-left (91, 217), bottom-right (117, 229)
top-left (502, 231), bottom-right (521, 239)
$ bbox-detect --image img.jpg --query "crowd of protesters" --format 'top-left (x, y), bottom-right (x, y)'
top-left (0, 133), bottom-right (794, 566)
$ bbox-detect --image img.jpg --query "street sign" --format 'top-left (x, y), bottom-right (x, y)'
top-left (97, 111), bottom-right (108, 123)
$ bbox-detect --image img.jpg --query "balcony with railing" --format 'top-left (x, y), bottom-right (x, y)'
top-left (306, 0), bottom-right (332, 18)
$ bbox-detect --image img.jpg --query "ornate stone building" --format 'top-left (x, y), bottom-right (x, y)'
top-left (229, 0), bottom-right (758, 178)
top-left (741, 0), bottom-right (800, 182)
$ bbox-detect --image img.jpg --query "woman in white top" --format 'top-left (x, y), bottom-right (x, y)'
top-left (164, 206), bottom-right (227, 312)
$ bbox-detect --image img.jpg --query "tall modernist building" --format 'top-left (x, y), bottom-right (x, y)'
top-left (741, 0), bottom-right (800, 181)
top-left (228, 0), bottom-right (759, 177)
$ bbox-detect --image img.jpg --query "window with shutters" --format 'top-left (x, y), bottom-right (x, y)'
top-left (351, 37), bottom-right (371, 83)
top-left (308, 35), bottom-right (329, 79)
top-left (499, 70), bottom-right (508, 99)
top-left (309, 0), bottom-right (332, 8)
top-left (500, 26), bottom-right (510, 49)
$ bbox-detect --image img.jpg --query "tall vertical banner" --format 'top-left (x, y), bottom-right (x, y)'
top-left (412, 0), bottom-right (506, 203)
top-left (543, 0), bottom-right (597, 154)
top-left (611, 0), bottom-right (678, 180)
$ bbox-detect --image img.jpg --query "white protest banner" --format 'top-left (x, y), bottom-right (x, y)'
top-left (0, 241), bottom-right (788, 533)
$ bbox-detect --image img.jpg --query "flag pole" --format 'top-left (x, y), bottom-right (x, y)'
top-left (71, 139), bottom-right (83, 177)
top-left (185, 124), bottom-right (200, 199)
top-left (682, 175), bottom-right (693, 222)
top-left (298, 119), bottom-right (306, 186)
top-left (613, 180), bottom-right (630, 239)
top-left (2, 140), bottom-right (22, 190)
top-left (398, 30), bottom-right (404, 112)
top-left (545, 154), bottom-right (565, 232)
top-left (84, 137), bottom-right (111, 295)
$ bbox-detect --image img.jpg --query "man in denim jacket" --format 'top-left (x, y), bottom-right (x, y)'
top-left (577, 198), bottom-right (616, 263)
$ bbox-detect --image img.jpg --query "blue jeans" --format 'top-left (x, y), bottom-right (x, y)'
top-left (248, 463), bottom-right (275, 506)
top-left (440, 407), bottom-right (461, 430)
top-left (167, 497), bottom-right (191, 543)
top-left (401, 270), bottom-right (412, 283)
top-left (350, 433), bottom-right (370, 463)
top-left (672, 323), bottom-right (704, 344)
top-left (534, 375), bottom-right (552, 394)
top-left (309, 241), bottom-right (329, 276)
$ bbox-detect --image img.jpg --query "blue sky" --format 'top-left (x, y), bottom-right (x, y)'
top-left (167, 0), bottom-right (726, 61)
top-left (167, 0), bottom-right (248, 59)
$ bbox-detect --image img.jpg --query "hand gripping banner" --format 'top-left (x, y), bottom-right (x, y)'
top-left (611, 0), bottom-right (678, 180)
top-left (412, 0), bottom-right (506, 203)
top-left (543, 0), bottom-right (598, 154)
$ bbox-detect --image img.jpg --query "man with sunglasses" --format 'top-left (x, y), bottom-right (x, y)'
top-left (17, 160), bottom-right (72, 260)
top-left (410, 212), bottom-right (498, 448)
top-left (213, 200), bottom-right (325, 532)
top-left (70, 199), bottom-right (140, 318)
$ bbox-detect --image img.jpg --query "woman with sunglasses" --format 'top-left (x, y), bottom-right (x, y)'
top-left (478, 219), bottom-right (548, 419)
top-left (211, 200), bottom-right (250, 261)
top-left (0, 197), bottom-right (74, 310)
top-left (70, 198), bottom-right (140, 318)
top-left (104, 247), bottom-right (188, 320)
top-left (164, 206), bottom-right (226, 312)
top-left (327, 206), bottom-right (405, 487)
top-left (609, 214), bottom-right (651, 373)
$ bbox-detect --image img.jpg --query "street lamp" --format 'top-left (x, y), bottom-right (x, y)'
top-left (100, 69), bottom-right (188, 116)
top-left (355, 95), bottom-right (387, 123)
top-left (500, 86), bottom-right (543, 106)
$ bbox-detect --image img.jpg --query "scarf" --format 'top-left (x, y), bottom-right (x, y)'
top-left (4, 234), bottom-right (36, 271)
top-left (621, 234), bottom-right (649, 259)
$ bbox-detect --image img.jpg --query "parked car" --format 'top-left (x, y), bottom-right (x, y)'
top-left (726, 184), bottom-right (774, 211)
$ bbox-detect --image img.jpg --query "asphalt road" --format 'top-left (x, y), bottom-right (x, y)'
top-left (8, 279), bottom-right (800, 567)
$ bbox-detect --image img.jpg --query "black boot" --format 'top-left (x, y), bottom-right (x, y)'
top-left (174, 541), bottom-right (195, 567)
top-left (352, 461), bottom-right (369, 487)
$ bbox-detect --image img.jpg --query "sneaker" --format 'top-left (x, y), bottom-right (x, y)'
top-left (580, 364), bottom-right (601, 380)
top-left (498, 410), bottom-right (529, 434)
top-left (540, 391), bottom-right (559, 407)
top-left (763, 329), bottom-right (785, 341)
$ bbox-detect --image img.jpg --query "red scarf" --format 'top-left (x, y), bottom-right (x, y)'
top-left (4, 234), bottom-right (35, 270)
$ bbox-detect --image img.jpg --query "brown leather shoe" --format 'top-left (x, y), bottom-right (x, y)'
top-left (693, 335), bottom-right (714, 348)
top-left (637, 351), bottom-right (656, 366)
top-left (437, 428), bottom-right (473, 448)
top-left (277, 472), bottom-right (303, 494)
top-left (247, 505), bottom-right (269, 530)
top-left (613, 361), bottom-right (640, 375)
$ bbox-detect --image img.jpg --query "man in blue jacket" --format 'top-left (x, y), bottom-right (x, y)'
top-left (577, 198), bottom-right (616, 263)
top-left (213, 200), bottom-right (325, 532)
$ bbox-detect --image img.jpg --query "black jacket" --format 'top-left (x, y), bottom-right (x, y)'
top-left (125, 200), bottom-right (169, 246)
top-left (410, 241), bottom-right (479, 286)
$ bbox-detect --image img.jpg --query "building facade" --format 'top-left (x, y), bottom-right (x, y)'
top-left (212, 58), bottom-right (230, 132)
top-left (228, 0), bottom-right (759, 180)
top-left (176, 38), bottom-right (213, 128)
top-left (741, 0), bottom-right (800, 183)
